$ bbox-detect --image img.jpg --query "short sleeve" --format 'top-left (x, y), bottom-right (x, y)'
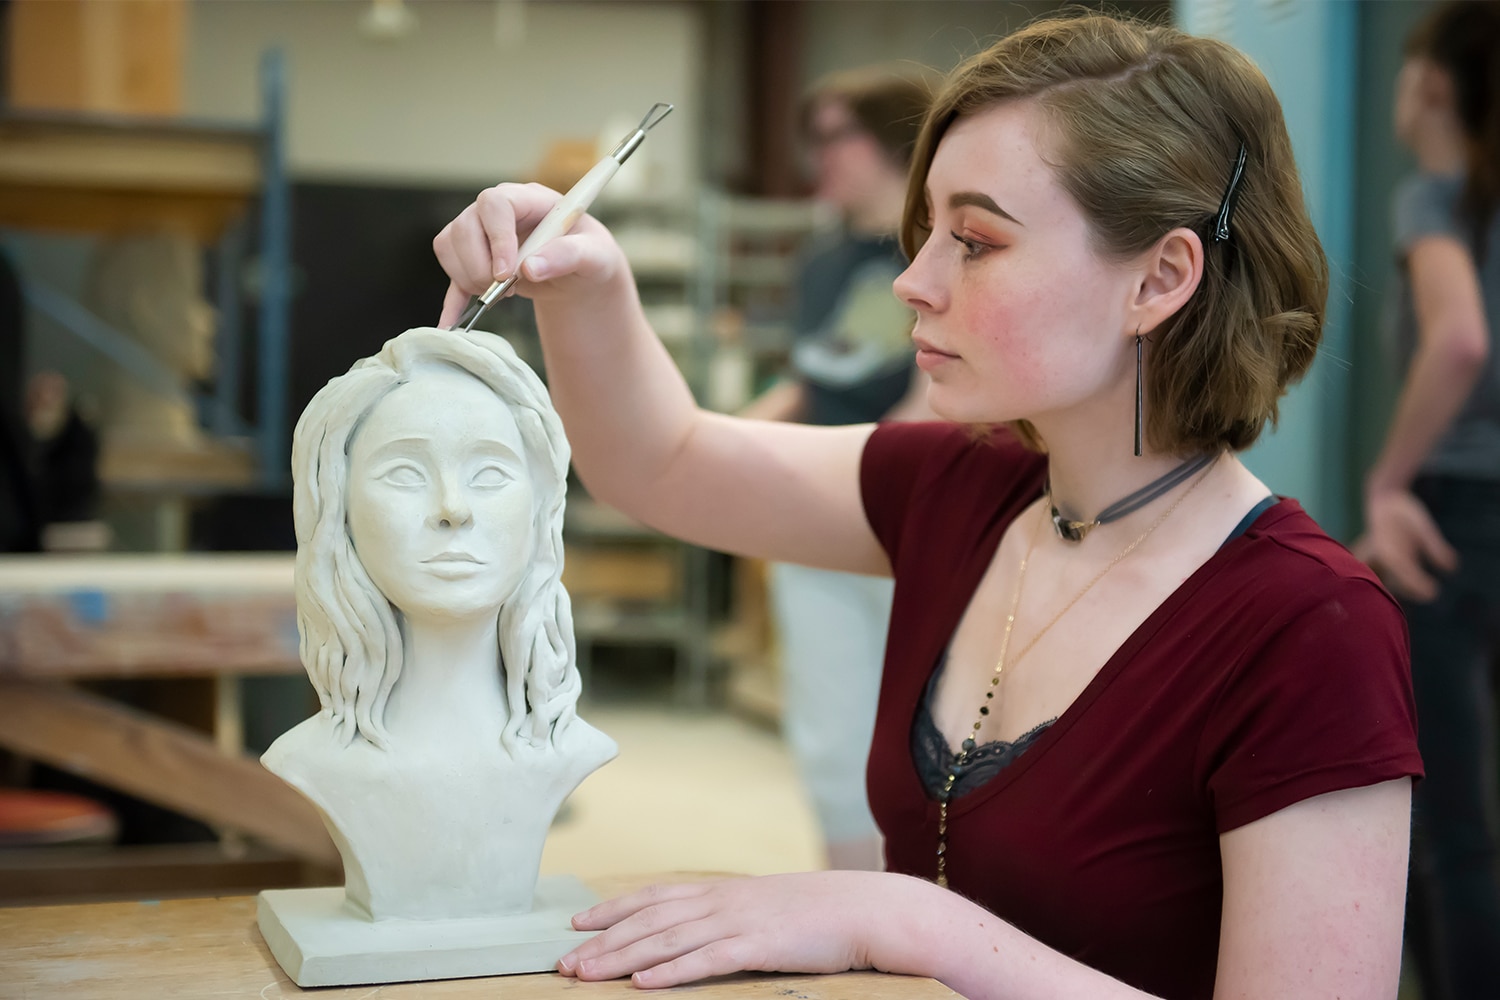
top-left (860, 422), bottom-right (1044, 574)
top-left (859, 421), bottom-right (946, 567)
top-left (1198, 575), bottom-right (1422, 833)
top-left (1392, 173), bottom-right (1464, 252)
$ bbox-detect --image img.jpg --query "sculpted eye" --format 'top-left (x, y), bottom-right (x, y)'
top-left (380, 464), bottom-right (426, 487)
top-left (471, 465), bottom-right (511, 488)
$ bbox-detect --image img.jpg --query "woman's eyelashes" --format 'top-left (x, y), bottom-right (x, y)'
top-left (950, 230), bottom-right (997, 261)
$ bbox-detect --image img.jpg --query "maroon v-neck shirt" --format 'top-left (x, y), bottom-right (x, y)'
top-left (860, 422), bottom-right (1422, 1000)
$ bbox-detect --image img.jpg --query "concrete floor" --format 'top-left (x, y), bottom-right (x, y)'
top-left (539, 703), bottom-right (824, 880)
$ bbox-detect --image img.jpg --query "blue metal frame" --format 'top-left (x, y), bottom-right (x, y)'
top-left (255, 48), bottom-right (292, 491)
top-left (23, 280), bottom-right (190, 404)
top-left (211, 221), bottom-right (247, 438)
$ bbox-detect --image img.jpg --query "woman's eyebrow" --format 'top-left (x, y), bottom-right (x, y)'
top-left (949, 191), bottom-right (1024, 226)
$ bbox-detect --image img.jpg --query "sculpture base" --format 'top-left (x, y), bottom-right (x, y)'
top-left (257, 876), bottom-right (599, 987)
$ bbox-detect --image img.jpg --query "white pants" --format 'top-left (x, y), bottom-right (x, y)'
top-left (769, 562), bottom-right (892, 845)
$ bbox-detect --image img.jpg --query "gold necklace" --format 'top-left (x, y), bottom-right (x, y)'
top-left (934, 452), bottom-right (1220, 889)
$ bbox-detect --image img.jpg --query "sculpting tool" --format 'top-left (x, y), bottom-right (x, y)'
top-left (451, 102), bottom-right (674, 333)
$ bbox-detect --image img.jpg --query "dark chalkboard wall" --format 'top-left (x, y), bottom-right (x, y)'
top-left (287, 180), bottom-right (486, 421)
top-left (193, 179), bottom-right (500, 551)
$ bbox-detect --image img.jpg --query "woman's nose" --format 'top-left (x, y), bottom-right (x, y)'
top-left (893, 237), bottom-right (942, 313)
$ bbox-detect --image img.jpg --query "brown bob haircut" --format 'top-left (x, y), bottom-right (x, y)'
top-left (800, 65), bottom-right (934, 169)
top-left (901, 14), bottom-right (1327, 455)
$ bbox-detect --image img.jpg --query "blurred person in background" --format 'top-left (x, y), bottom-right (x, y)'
top-left (739, 65), bottom-right (933, 871)
top-left (1356, 3), bottom-right (1500, 997)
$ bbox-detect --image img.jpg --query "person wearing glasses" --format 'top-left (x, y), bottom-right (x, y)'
top-left (739, 65), bottom-right (933, 873)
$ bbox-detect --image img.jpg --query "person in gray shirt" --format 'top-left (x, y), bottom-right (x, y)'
top-left (1357, 4), bottom-right (1500, 998)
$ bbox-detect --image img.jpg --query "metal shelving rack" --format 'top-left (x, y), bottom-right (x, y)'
top-left (0, 49), bottom-right (293, 495)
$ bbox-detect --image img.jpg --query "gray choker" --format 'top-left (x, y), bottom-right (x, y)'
top-left (1048, 454), bottom-right (1217, 542)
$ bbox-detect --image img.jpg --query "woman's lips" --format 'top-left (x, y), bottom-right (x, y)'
top-left (913, 337), bottom-right (958, 371)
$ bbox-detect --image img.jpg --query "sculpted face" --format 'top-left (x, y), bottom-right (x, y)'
top-left (346, 364), bottom-right (536, 623)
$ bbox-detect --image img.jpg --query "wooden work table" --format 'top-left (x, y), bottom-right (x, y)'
top-left (0, 874), bottom-right (959, 999)
top-left (0, 554), bottom-right (339, 883)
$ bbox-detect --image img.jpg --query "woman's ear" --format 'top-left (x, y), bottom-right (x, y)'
top-left (1128, 227), bottom-right (1204, 335)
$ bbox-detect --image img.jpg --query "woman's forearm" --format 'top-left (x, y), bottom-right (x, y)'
top-left (532, 268), bottom-right (704, 520)
top-left (867, 875), bottom-right (1158, 1000)
top-left (1368, 331), bottom-right (1487, 493)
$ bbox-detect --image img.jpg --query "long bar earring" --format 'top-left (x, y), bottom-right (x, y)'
top-left (1134, 332), bottom-right (1144, 457)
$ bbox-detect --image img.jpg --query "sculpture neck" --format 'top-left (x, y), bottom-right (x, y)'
top-left (385, 614), bottom-right (507, 746)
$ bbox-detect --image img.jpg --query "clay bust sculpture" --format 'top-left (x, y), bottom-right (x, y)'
top-left (263, 327), bottom-right (616, 924)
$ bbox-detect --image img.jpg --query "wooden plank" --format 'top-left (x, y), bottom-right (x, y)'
top-left (0, 680), bottom-right (337, 866)
top-left (8, 0), bottom-right (186, 117)
top-left (0, 882), bottom-right (960, 998)
top-left (0, 842), bottom-right (339, 907)
top-left (0, 553), bottom-right (294, 593)
top-left (562, 545), bottom-right (679, 602)
top-left (0, 122), bottom-right (259, 193)
top-left (99, 436), bottom-right (258, 490)
top-left (0, 182), bottom-right (250, 242)
top-left (5, 0), bottom-right (87, 113)
top-left (0, 554), bottom-right (302, 680)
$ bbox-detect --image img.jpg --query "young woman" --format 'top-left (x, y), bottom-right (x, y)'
top-left (1357, 3), bottom-right (1500, 997)
top-left (434, 13), bottom-right (1419, 1000)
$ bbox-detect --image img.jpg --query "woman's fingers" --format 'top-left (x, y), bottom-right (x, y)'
top-left (472, 185), bottom-right (521, 281)
top-left (433, 183), bottom-right (567, 296)
top-left (572, 880), bottom-right (713, 933)
top-left (1382, 544), bottom-right (1438, 603)
top-left (432, 203), bottom-right (495, 295)
top-left (521, 233), bottom-right (614, 286)
top-left (558, 873), bottom-right (885, 988)
top-left (559, 883), bottom-right (719, 979)
top-left (569, 915), bottom-right (728, 983)
top-left (1412, 507), bottom-right (1459, 574)
top-left (438, 280), bottom-right (470, 330)
top-left (631, 938), bottom-right (769, 990)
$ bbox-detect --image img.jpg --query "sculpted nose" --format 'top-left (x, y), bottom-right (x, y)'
top-left (431, 479), bottom-right (472, 529)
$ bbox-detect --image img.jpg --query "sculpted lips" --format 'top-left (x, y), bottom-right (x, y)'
top-left (422, 552), bottom-right (486, 575)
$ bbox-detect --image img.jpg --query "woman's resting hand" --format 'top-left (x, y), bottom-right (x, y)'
top-left (557, 871), bottom-right (915, 989)
top-left (432, 181), bottom-right (628, 329)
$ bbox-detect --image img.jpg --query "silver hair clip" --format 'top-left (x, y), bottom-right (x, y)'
top-left (1213, 143), bottom-right (1247, 243)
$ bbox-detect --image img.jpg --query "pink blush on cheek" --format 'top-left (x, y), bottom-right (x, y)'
top-left (957, 297), bottom-right (1057, 400)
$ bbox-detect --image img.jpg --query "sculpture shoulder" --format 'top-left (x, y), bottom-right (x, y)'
top-left (553, 716), bottom-right (619, 772)
top-left (261, 714), bottom-right (373, 787)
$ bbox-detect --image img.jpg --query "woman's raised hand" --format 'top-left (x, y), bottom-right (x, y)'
top-left (556, 872), bottom-right (904, 988)
top-left (432, 182), bottom-right (626, 329)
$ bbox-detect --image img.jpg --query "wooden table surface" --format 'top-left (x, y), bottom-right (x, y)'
top-left (0, 875), bottom-right (959, 999)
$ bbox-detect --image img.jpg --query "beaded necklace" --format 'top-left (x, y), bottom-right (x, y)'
top-left (934, 453), bottom-right (1220, 888)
